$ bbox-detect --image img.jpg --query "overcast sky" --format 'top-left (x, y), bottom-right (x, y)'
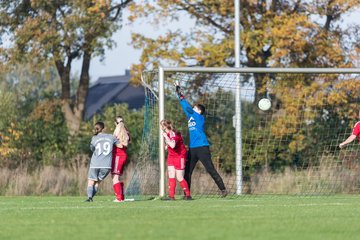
top-left (76, 7), bottom-right (360, 82)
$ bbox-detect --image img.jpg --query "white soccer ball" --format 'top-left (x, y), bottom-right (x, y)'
top-left (258, 98), bottom-right (271, 111)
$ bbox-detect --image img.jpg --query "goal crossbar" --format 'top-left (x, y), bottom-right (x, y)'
top-left (161, 67), bottom-right (360, 74)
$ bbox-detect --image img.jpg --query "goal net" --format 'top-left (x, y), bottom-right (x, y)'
top-left (127, 68), bottom-right (360, 198)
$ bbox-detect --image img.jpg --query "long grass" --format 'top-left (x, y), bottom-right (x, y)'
top-left (1, 160), bottom-right (360, 196)
top-left (0, 162), bottom-right (138, 196)
top-left (1, 195), bottom-right (360, 240)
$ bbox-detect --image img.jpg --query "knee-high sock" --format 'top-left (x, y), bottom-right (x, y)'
top-left (179, 180), bottom-right (191, 196)
top-left (92, 185), bottom-right (98, 197)
top-left (113, 182), bottom-right (121, 200)
top-left (120, 182), bottom-right (124, 201)
top-left (169, 178), bottom-right (176, 198)
top-left (87, 186), bottom-right (94, 199)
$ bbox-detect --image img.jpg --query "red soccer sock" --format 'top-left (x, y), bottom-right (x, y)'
top-left (169, 178), bottom-right (176, 198)
top-left (113, 182), bottom-right (121, 200)
top-left (120, 182), bottom-right (124, 201)
top-left (180, 180), bottom-right (191, 197)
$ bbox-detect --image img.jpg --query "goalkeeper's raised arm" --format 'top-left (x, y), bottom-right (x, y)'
top-left (174, 80), bottom-right (184, 99)
top-left (174, 82), bottom-right (194, 117)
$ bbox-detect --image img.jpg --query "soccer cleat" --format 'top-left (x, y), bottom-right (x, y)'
top-left (161, 196), bottom-right (175, 201)
top-left (113, 199), bottom-right (124, 203)
top-left (84, 197), bottom-right (93, 202)
top-left (183, 196), bottom-right (193, 201)
top-left (220, 189), bottom-right (228, 198)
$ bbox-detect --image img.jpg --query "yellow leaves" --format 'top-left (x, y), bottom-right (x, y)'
top-left (132, 30), bottom-right (190, 74)
top-left (130, 64), bottom-right (144, 85)
top-left (243, 29), bottom-right (268, 62)
top-left (29, 99), bottom-right (62, 122)
top-left (128, 2), bottom-right (157, 23)
top-left (271, 83), bottom-right (304, 139)
top-left (3, 0), bottom-right (124, 66)
top-left (270, 72), bottom-right (360, 147)
top-left (270, 14), bottom-right (316, 66)
top-left (194, 37), bottom-right (232, 67)
top-left (334, 78), bottom-right (360, 95)
top-left (327, 90), bottom-right (348, 106)
top-left (0, 122), bottom-right (22, 157)
top-left (271, 114), bottom-right (299, 138)
top-left (8, 122), bottom-right (22, 141)
top-left (327, 78), bottom-right (360, 118)
top-left (87, 0), bottom-right (110, 18)
top-left (289, 134), bottom-right (306, 153)
top-left (0, 144), bottom-right (14, 157)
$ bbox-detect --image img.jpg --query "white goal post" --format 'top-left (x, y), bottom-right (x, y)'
top-left (157, 66), bottom-right (360, 197)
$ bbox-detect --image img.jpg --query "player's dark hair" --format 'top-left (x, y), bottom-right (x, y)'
top-left (94, 122), bottom-right (105, 135)
top-left (115, 116), bottom-right (124, 124)
top-left (195, 104), bottom-right (205, 115)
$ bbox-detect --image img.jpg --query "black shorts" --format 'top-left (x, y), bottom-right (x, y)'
top-left (189, 146), bottom-right (211, 161)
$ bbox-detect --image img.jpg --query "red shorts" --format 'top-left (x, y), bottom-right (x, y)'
top-left (112, 151), bottom-right (127, 175)
top-left (168, 156), bottom-right (186, 170)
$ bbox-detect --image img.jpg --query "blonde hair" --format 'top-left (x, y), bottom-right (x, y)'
top-left (114, 120), bottom-right (130, 146)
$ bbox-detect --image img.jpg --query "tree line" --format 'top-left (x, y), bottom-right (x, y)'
top-left (1, 1), bottom-right (360, 171)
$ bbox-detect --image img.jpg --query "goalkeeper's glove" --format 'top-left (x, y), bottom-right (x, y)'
top-left (174, 80), bottom-right (185, 100)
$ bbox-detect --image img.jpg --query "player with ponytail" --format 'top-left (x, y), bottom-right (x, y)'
top-left (112, 116), bottom-right (131, 202)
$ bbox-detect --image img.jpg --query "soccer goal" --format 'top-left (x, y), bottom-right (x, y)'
top-left (127, 67), bottom-right (360, 199)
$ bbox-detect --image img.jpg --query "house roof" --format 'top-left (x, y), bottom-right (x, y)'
top-left (84, 70), bottom-right (145, 119)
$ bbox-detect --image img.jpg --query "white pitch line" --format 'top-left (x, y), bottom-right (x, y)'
top-left (231, 202), bottom-right (359, 208)
top-left (0, 204), bottom-right (185, 212)
top-left (0, 200), bottom-right (359, 212)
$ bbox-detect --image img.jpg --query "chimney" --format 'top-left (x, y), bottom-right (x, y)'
top-left (125, 69), bottom-right (131, 76)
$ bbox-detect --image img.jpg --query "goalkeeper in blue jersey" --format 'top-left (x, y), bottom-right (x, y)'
top-left (175, 83), bottom-right (227, 197)
top-left (85, 121), bottom-right (120, 202)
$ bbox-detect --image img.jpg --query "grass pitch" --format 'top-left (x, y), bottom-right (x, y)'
top-left (1, 195), bottom-right (360, 240)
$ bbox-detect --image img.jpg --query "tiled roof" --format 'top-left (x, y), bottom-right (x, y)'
top-left (84, 71), bottom-right (145, 119)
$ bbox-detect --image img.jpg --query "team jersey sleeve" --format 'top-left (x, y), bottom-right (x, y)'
top-left (90, 137), bottom-right (95, 152)
top-left (353, 122), bottom-right (360, 136)
top-left (179, 98), bottom-right (194, 118)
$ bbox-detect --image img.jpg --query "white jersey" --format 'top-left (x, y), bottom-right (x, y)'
top-left (90, 133), bottom-right (118, 169)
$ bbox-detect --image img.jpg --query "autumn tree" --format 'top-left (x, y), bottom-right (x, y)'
top-left (128, 1), bottom-right (360, 171)
top-left (128, 1), bottom-right (360, 93)
top-left (0, 63), bottom-right (64, 167)
top-left (0, 0), bottom-right (133, 135)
